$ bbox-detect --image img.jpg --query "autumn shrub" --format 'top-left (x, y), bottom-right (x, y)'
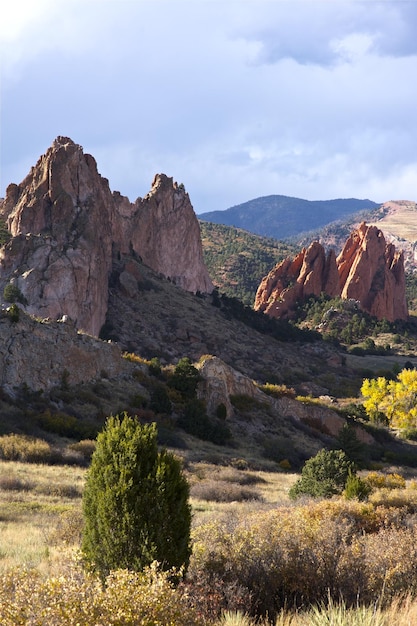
top-left (182, 571), bottom-right (253, 624)
top-left (0, 563), bottom-right (199, 626)
top-left (0, 474), bottom-right (33, 491)
top-left (48, 509), bottom-right (84, 546)
top-left (258, 383), bottom-right (296, 399)
top-left (67, 439), bottom-right (96, 463)
top-left (190, 479), bottom-right (262, 502)
top-left (364, 471), bottom-right (406, 490)
top-left (0, 434), bottom-right (52, 463)
top-left (190, 499), bottom-right (417, 619)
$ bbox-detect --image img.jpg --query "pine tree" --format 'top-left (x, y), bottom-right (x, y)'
top-left (289, 449), bottom-right (354, 499)
top-left (82, 413), bottom-right (191, 578)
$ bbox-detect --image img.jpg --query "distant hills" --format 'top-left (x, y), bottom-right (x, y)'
top-left (199, 195), bottom-right (379, 240)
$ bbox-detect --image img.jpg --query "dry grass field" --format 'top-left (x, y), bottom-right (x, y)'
top-left (4, 450), bottom-right (417, 624)
top-left (369, 202), bottom-right (417, 242)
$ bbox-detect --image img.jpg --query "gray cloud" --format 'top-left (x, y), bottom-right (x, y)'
top-left (1, 0), bottom-right (417, 214)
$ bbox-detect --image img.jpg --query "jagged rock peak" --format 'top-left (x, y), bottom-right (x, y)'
top-left (254, 222), bottom-right (407, 322)
top-left (254, 241), bottom-right (340, 319)
top-left (337, 222), bottom-right (407, 322)
top-left (0, 137), bottom-right (213, 337)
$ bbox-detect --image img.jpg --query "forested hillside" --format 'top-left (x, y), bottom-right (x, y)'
top-left (199, 195), bottom-right (378, 239)
top-left (199, 221), bottom-right (298, 304)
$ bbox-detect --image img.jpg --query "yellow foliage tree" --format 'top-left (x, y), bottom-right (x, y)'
top-left (361, 369), bottom-right (417, 429)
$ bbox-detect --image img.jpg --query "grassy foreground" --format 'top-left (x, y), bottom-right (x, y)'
top-left (2, 457), bottom-right (417, 624)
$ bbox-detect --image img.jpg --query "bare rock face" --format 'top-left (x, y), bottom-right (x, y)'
top-left (0, 137), bottom-right (213, 336)
top-left (197, 355), bottom-right (266, 417)
top-left (0, 309), bottom-right (126, 394)
top-left (0, 137), bottom-right (115, 336)
top-left (254, 241), bottom-right (340, 318)
top-left (337, 222), bottom-right (408, 322)
top-left (114, 174), bottom-right (213, 294)
top-left (255, 222), bottom-right (407, 322)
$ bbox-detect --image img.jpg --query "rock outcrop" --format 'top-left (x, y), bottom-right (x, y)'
top-left (0, 137), bottom-right (213, 336)
top-left (337, 222), bottom-right (408, 322)
top-left (197, 355), bottom-right (374, 443)
top-left (254, 222), bottom-right (408, 322)
top-left (254, 242), bottom-right (340, 318)
top-left (0, 309), bottom-right (126, 394)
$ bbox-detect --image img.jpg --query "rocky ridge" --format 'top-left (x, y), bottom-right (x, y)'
top-left (0, 137), bottom-right (212, 337)
top-left (0, 309), bottom-right (127, 394)
top-left (254, 222), bottom-right (408, 322)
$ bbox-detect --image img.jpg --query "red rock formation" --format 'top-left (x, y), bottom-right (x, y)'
top-left (337, 222), bottom-right (407, 322)
top-left (254, 241), bottom-right (340, 318)
top-left (254, 222), bottom-right (408, 322)
top-left (114, 173), bottom-right (213, 294)
top-left (0, 137), bottom-right (213, 336)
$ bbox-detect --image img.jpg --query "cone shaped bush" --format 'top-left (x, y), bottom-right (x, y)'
top-left (82, 413), bottom-right (191, 578)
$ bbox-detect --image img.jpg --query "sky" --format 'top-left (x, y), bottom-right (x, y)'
top-left (1, 0), bottom-right (417, 214)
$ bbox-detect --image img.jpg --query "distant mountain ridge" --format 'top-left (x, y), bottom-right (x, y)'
top-left (199, 195), bottom-right (379, 240)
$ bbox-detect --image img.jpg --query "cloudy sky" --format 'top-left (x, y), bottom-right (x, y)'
top-left (1, 0), bottom-right (416, 214)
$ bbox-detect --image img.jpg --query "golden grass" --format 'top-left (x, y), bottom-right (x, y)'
top-left (0, 460), bottom-right (85, 572)
top-left (6, 455), bottom-right (417, 623)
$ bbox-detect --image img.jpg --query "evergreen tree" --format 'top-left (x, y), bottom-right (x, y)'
top-left (336, 423), bottom-right (366, 468)
top-left (82, 414), bottom-right (191, 578)
top-left (289, 449), bottom-right (354, 499)
top-left (168, 357), bottom-right (201, 400)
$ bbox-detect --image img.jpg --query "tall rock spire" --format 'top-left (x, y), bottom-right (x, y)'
top-left (0, 137), bottom-right (213, 336)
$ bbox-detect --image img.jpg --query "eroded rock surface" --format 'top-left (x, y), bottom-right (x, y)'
top-left (255, 222), bottom-right (407, 322)
top-left (0, 309), bottom-right (126, 394)
top-left (0, 137), bottom-right (213, 336)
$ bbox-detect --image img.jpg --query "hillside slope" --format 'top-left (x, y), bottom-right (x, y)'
top-left (293, 201), bottom-right (417, 272)
top-left (199, 221), bottom-right (298, 304)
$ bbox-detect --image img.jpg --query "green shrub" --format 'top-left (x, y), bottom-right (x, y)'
top-left (168, 357), bottom-right (201, 400)
top-left (150, 384), bottom-right (172, 414)
top-left (82, 414), bottom-right (191, 578)
top-left (336, 423), bottom-right (366, 467)
top-left (148, 357), bottom-right (162, 377)
top-left (216, 402), bottom-right (228, 419)
top-left (178, 399), bottom-right (232, 445)
top-left (344, 472), bottom-right (372, 501)
top-left (289, 449), bottom-right (354, 499)
top-left (7, 303), bottom-right (20, 322)
top-left (229, 394), bottom-right (260, 412)
top-left (3, 283), bottom-right (27, 305)
top-left (36, 409), bottom-right (97, 439)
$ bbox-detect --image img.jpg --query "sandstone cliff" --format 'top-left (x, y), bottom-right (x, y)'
top-left (0, 137), bottom-right (213, 336)
top-left (254, 222), bottom-right (407, 322)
